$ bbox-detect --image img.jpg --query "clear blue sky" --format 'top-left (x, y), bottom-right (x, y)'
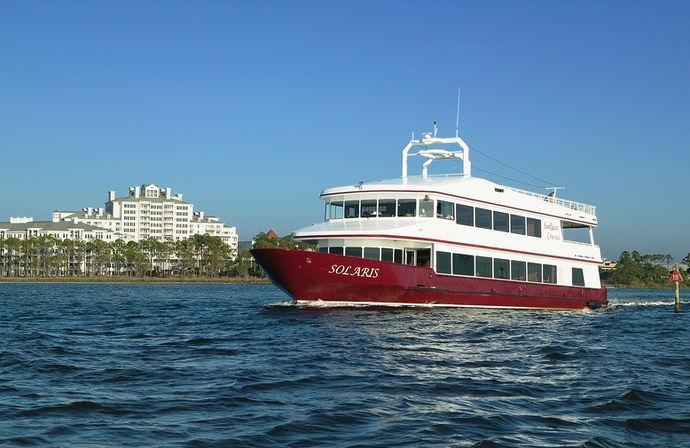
top-left (1, 1), bottom-right (688, 262)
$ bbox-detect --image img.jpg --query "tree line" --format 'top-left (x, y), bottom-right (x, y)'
top-left (0, 234), bottom-right (255, 279)
top-left (601, 250), bottom-right (689, 288)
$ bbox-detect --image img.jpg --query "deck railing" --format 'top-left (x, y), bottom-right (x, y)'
top-left (509, 187), bottom-right (596, 216)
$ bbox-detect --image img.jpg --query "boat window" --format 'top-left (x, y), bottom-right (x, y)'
top-left (364, 247), bottom-right (380, 260)
top-left (328, 201), bottom-right (343, 220)
top-left (344, 201), bottom-right (359, 219)
top-left (527, 218), bottom-right (541, 237)
top-left (345, 247), bottom-right (363, 258)
top-left (329, 247), bottom-right (344, 255)
top-left (419, 198), bottom-right (434, 217)
top-left (475, 208), bottom-right (492, 229)
top-left (381, 248), bottom-right (394, 262)
top-left (511, 215), bottom-right (526, 235)
top-left (453, 253), bottom-right (474, 276)
top-left (476, 256), bottom-right (492, 278)
top-left (494, 211), bottom-right (509, 232)
top-left (416, 249), bottom-right (431, 267)
top-left (361, 200), bottom-right (378, 218)
top-left (397, 199), bottom-right (416, 217)
top-left (318, 247), bottom-right (328, 253)
top-left (563, 222), bottom-right (591, 244)
top-left (543, 265), bottom-right (557, 284)
top-left (511, 261), bottom-right (526, 281)
top-left (456, 204), bottom-right (474, 226)
top-left (405, 250), bottom-right (415, 265)
top-left (437, 200), bottom-right (454, 220)
top-left (436, 251), bottom-right (451, 274)
top-left (528, 263), bottom-right (542, 282)
top-left (394, 249), bottom-right (404, 264)
top-left (494, 258), bottom-right (510, 279)
top-left (378, 199), bottom-right (396, 217)
top-left (572, 267), bottom-right (585, 286)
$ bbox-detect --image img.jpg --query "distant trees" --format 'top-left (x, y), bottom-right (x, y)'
top-left (0, 236), bottom-right (249, 279)
top-left (601, 250), bottom-right (684, 287)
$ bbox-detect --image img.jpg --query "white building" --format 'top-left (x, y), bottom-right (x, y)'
top-left (0, 217), bottom-right (118, 242)
top-left (51, 184), bottom-right (238, 249)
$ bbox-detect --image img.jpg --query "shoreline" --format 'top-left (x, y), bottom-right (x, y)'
top-left (0, 276), bottom-right (271, 285)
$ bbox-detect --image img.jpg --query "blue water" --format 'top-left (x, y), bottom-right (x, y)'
top-left (1, 284), bottom-right (689, 447)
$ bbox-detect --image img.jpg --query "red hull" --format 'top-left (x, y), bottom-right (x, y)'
top-left (251, 248), bottom-right (608, 310)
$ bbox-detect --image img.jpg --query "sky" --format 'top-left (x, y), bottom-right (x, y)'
top-left (1, 0), bottom-right (688, 262)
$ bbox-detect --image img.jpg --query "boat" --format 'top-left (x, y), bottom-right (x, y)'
top-left (252, 124), bottom-right (607, 310)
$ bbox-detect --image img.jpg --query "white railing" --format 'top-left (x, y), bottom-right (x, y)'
top-left (509, 187), bottom-right (596, 216)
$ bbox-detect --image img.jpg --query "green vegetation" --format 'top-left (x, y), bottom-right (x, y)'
top-left (251, 232), bottom-right (316, 250)
top-left (601, 250), bottom-right (689, 289)
top-left (0, 234), bottom-right (266, 281)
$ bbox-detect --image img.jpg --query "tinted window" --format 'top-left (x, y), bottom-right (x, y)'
top-left (381, 248), bottom-right (394, 262)
top-left (329, 201), bottom-right (343, 219)
top-left (361, 200), bottom-right (377, 218)
top-left (329, 247), bottom-right (344, 255)
top-left (318, 247), bottom-right (328, 253)
top-left (456, 204), bottom-right (474, 226)
top-left (364, 247), bottom-right (380, 260)
top-left (344, 201), bottom-right (359, 218)
top-left (494, 211), bottom-right (509, 232)
top-left (494, 258), bottom-right (510, 279)
top-left (511, 215), bottom-right (526, 234)
top-left (476, 208), bottom-right (492, 229)
top-left (511, 261), bottom-right (526, 281)
top-left (572, 267), bottom-right (585, 286)
top-left (476, 256), bottom-right (492, 278)
top-left (378, 200), bottom-right (396, 217)
top-left (345, 247), bottom-right (362, 258)
top-left (528, 263), bottom-right (542, 282)
top-left (436, 251), bottom-right (451, 274)
top-left (437, 200), bottom-right (454, 220)
top-left (453, 253), bottom-right (474, 276)
top-left (394, 249), bottom-right (404, 264)
top-left (527, 218), bottom-right (541, 237)
top-left (398, 199), bottom-right (416, 217)
top-left (419, 199), bottom-right (434, 217)
top-left (543, 265), bottom-right (557, 284)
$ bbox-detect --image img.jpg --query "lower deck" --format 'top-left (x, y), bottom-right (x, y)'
top-left (309, 238), bottom-right (601, 289)
top-left (252, 248), bottom-right (608, 310)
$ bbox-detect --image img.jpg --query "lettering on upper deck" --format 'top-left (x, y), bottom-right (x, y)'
top-left (543, 222), bottom-right (561, 241)
top-left (328, 264), bottom-right (380, 279)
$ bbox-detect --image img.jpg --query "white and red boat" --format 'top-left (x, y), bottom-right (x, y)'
top-left (252, 125), bottom-right (607, 310)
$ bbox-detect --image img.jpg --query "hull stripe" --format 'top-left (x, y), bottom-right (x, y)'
top-left (408, 286), bottom-right (587, 302)
top-left (294, 232), bottom-right (602, 265)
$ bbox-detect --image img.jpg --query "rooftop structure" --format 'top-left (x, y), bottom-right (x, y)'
top-left (0, 184), bottom-right (237, 251)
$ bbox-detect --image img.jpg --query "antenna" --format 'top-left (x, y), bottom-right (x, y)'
top-left (546, 186), bottom-right (565, 198)
top-left (455, 88), bottom-right (461, 137)
top-left (433, 121), bottom-right (438, 138)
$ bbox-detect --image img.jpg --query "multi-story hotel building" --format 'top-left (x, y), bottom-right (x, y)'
top-left (1, 184), bottom-right (238, 251)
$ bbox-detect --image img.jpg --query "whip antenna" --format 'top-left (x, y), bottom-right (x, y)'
top-left (455, 88), bottom-right (461, 137)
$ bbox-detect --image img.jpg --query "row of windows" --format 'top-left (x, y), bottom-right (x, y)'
top-left (318, 244), bottom-right (587, 287)
top-left (326, 198), bottom-right (541, 237)
top-left (436, 250), bottom-right (558, 284)
top-left (319, 246), bottom-right (405, 263)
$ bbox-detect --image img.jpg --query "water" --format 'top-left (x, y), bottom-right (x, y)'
top-left (1, 284), bottom-right (689, 448)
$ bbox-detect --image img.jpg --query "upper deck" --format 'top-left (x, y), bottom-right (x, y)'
top-left (320, 127), bottom-right (597, 225)
top-left (320, 174), bottom-right (598, 227)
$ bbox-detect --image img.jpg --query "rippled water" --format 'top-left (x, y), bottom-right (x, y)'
top-left (1, 284), bottom-right (689, 447)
